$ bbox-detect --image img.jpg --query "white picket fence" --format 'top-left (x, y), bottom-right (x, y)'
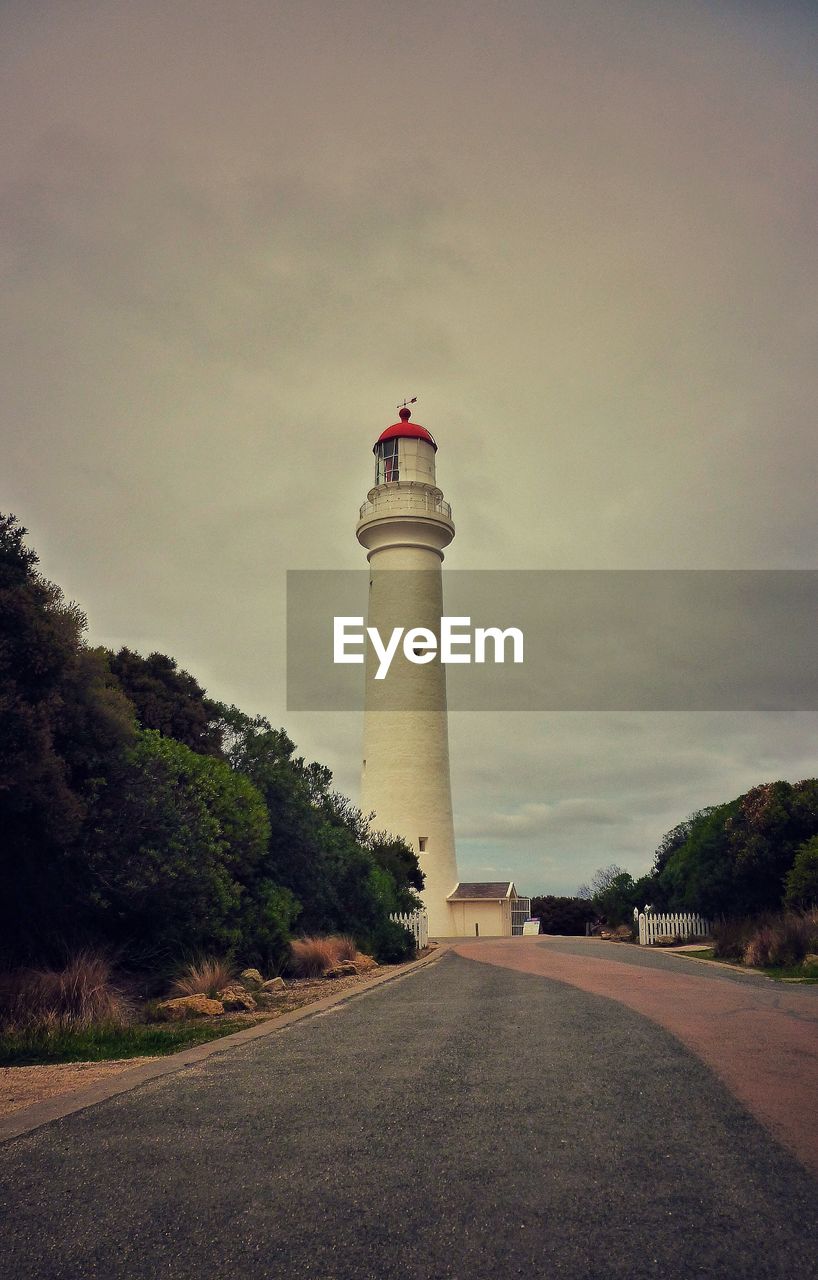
top-left (390, 910), bottom-right (429, 950)
top-left (637, 909), bottom-right (711, 946)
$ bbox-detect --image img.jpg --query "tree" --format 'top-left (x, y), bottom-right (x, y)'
top-left (577, 864), bottom-right (626, 903)
top-left (0, 516), bottom-right (135, 963)
top-left (575, 863), bottom-right (657, 927)
top-left (655, 782), bottom-right (818, 917)
top-left (108, 648), bottom-right (224, 757)
top-left (784, 836), bottom-right (818, 909)
top-left (592, 871), bottom-right (638, 926)
top-left (725, 781), bottom-right (818, 915)
top-left (79, 731), bottom-right (291, 967)
top-left (0, 512), bottom-right (89, 844)
top-left (209, 703), bottom-right (421, 958)
top-left (530, 895), bottom-right (595, 935)
top-left (367, 832), bottom-right (424, 912)
top-left (656, 803), bottom-right (736, 915)
top-left (651, 809), bottom-right (718, 883)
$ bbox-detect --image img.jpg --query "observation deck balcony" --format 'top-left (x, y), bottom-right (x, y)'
top-left (358, 485), bottom-right (452, 523)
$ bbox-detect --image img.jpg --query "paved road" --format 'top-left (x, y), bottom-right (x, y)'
top-left (1, 944), bottom-right (817, 1280)
top-left (454, 936), bottom-right (818, 1179)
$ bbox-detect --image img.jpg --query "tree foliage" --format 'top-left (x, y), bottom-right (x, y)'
top-left (575, 864), bottom-right (657, 926)
top-left (0, 516), bottom-right (135, 961)
top-left (209, 704), bottom-right (423, 957)
top-left (77, 730), bottom-right (296, 967)
top-left (530, 895), bottom-right (595, 935)
top-left (108, 648), bottom-right (224, 757)
top-left (655, 782), bottom-right (818, 917)
top-left (0, 515), bottom-right (424, 971)
top-left (784, 835), bottom-right (818, 909)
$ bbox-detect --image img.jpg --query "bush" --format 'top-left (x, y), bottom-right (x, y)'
top-left (333, 935), bottom-right (359, 963)
top-left (785, 836), bottom-right (818, 909)
top-left (715, 910), bottom-right (818, 967)
top-left (0, 949), bottom-right (129, 1033)
top-left (743, 925), bottom-right (777, 968)
top-left (712, 916), bottom-right (757, 961)
top-left (530, 896), bottom-right (595, 936)
top-left (288, 936), bottom-right (340, 977)
top-left (744, 911), bottom-right (818, 967)
top-left (366, 919), bottom-right (415, 965)
top-left (170, 956), bottom-right (235, 998)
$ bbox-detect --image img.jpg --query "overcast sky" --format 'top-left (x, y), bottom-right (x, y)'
top-left (2, 0), bottom-right (817, 894)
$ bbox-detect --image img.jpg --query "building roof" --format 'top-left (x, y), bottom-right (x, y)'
top-left (447, 882), bottom-right (517, 901)
top-left (374, 407), bottom-right (437, 452)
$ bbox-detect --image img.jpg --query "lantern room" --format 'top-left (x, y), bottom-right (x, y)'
top-left (374, 407), bottom-right (438, 486)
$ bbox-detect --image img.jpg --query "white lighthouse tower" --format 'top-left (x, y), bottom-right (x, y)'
top-left (356, 405), bottom-right (459, 936)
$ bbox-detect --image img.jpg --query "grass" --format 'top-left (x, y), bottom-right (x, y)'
top-left (1, 939), bottom-right (382, 1068)
top-left (0, 949), bottom-right (256, 1066)
top-left (170, 956), bottom-right (235, 998)
top-left (333, 935), bottom-right (359, 963)
top-left (0, 1017), bottom-right (254, 1067)
top-left (287, 934), bottom-right (371, 977)
top-left (0, 949), bottom-right (130, 1029)
top-left (712, 908), bottom-right (818, 965)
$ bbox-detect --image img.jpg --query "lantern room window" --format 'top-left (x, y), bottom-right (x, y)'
top-left (376, 438), bottom-right (399, 484)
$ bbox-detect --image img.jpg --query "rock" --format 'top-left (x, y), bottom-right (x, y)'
top-left (653, 934), bottom-right (681, 947)
top-left (218, 988), bottom-right (257, 1012)
top-left (322, 961), bottom-right (359, 979)
top-left (156, 995), bottom-right (224, 1021)
top-left (613, 924), bottom-right (633, 940)
top-left (261, 977), bottom-right (286, 991)
top-left (240, 968), bottom-right (265, 988)
top-left (254, 992), bottom-right (280, 1010)
top-left (353, 954), bottom-right (377, 973)
top-left (803, 953), bottom-right (818, 969)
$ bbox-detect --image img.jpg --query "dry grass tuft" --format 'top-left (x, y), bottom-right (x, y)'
top-left (334, 935), bottom-right (359, 963)
top-left (170, 956), bottom-right (235, 999)
top-left (288, 937), bottom-right (339, 978)
top-left (743, 925), bottom-right (776, 968)
top-left (287, 935), bottom-right (378, 977)
top-left (0, 949), bottom-right (129, 1033)
top-left (721, 909), bottom-right (818, 968)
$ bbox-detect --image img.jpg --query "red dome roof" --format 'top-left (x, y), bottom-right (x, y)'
top-left (374, 408), bottom-right (437, 452)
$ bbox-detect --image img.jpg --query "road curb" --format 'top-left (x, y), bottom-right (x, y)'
top-left (0, 945), bottom-right (450, 1146)
top-left (663, 950), bottom-right (772, 978)
top-left (542, 937), bottom-right (781, 982)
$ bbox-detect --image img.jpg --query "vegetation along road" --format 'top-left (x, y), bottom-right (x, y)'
top-left (1, 940), bottom-right (817, 1280)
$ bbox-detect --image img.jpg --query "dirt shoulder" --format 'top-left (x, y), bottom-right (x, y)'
top-left (0, 1058), bottom-right (159, 1120)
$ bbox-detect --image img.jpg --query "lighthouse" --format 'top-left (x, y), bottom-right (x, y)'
top-left (356, 406), bottom-right (459, 936)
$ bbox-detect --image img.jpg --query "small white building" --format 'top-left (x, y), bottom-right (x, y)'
top-left (446, 882), bottom-right (521, 937)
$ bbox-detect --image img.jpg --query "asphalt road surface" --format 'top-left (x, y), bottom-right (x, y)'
top-left (1, 941), bottom-right (817, 1280)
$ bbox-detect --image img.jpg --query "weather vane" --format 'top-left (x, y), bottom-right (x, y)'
top-left (397, 396), bottom-right (417, 412)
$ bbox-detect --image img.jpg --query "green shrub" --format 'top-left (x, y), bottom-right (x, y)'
top-left (366, 919), bottom-right (415, 965)
top-left (784, 836), bottom-right (818, 909)
top-left (530, 896), bottom-right (595, 935)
